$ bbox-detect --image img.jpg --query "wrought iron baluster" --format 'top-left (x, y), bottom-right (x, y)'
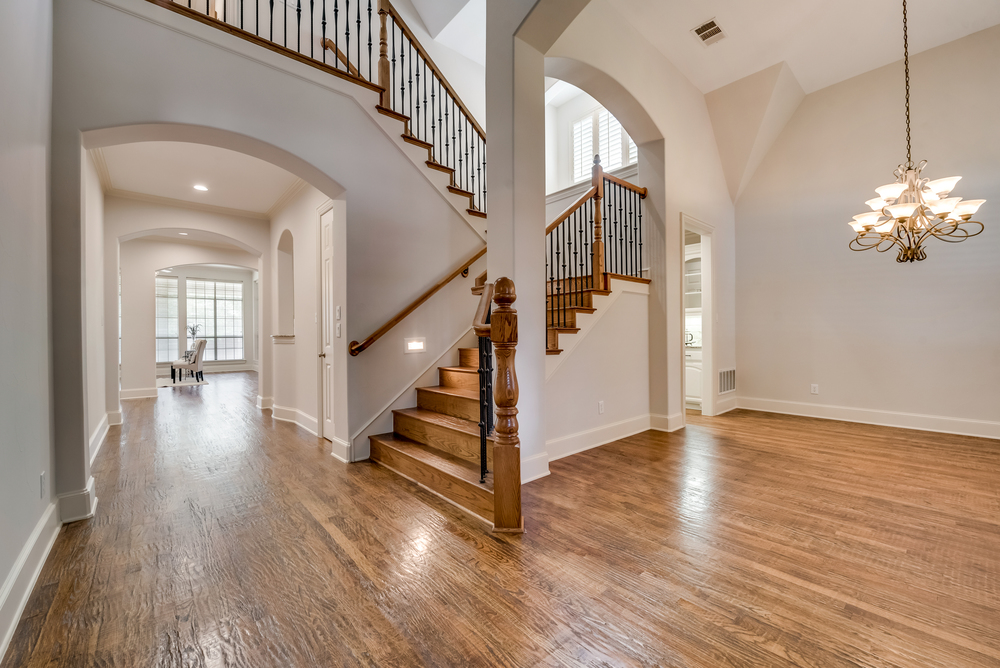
top-left (321, 0), bottom-right (326, 62)
top-left (367, 1), bottom-right (372, 81)
top-left (408, 43), bottom-right (414, 131)
top-left (296, 0), bottom-right (301, 53)
top-left (356, 0), bottom-right (361, 78)
top-left (390, 18), bottom-right (395, 107)
top-left (398, 36), bottom-right (405, 114)
top-left (423, 61), bottom-right (428, 143)
top-left (333, 0), bottom-right (339, 70)
top-left (344, 0), bottom-right (350, 74)
top-left (430, 77), bottom-right (436, 161)
top-left (637, 193), bottom-right (643, 277)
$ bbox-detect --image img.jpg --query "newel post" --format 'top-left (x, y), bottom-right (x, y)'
top-left (591, 155), bottom-right (606, 289)
top-left (378, 0), bottom-right (390, 106)
top-left (491, 277), bottom-right (523, 533)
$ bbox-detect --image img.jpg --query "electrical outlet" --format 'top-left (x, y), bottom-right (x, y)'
top-left (810, 384), bottom-right (819, 395)
top-left (336, 323), bottom-right (342, 338)
top-left (40, 472), bottom-right (45, 499)
top-left (598, 400), bottom-right (605, 414)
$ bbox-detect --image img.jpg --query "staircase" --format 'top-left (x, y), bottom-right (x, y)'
top-left (369, 347), bottom-right (496, 524)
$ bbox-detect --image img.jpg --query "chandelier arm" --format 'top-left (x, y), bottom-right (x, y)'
top-left (922, 219), bottom-right (985, 243)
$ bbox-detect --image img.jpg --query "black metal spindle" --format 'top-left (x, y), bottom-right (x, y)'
top-left (638, 192), bottom-right (643, 277)
top-left (296, 0), bottom-right (301, 53)
top-left (355, 0), bottom-right (361, 79)
top-left (478, 327), bottom-right (492, 484)
top-left (587, 198), bottom-right (594, 287)
top-left (269, 0), bottom-right (274, 43)
top-left (443, 94), bottom-right (450, 170)
top-left (398, 36), bottom-right (405, 114)
top-left (321, 0), bottom-right (326, 62)
top-left (408, 43), bottom-right (414, 130)
top-left (430, 77), bottom-right (437, 161)
top-left (333, 0), bottom-right (339, 70)
top-left (344, 0), bottom-right (349, 73)
top-left (422, 61), bottom-right (428, 142)
top-left (284, 0), bottom-right (287, 47)
top-left (390, 19), bottom-right (395, 106)
top-left (367, 1), bottom-right (372, 81)
top-left (464, 118), bottom-right (470, 194)
top-left (309, 0), bottom-right (315, 57)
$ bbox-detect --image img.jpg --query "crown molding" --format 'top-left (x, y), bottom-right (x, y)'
top-left (266, 178), bottom-right (308, 217)
top-left (89, 148), bottom-right (114, 192)
top-left (105, 188), bottom-right (270, 220)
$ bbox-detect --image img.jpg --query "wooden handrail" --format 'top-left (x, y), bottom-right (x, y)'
top-left (544, 186), bottom-right (598, 235)
top-left (604, 172), bottom-right (648, 198)
top-left (149, 0), bottom-right (383, 95)
top-left (473, 283), bottom-right (494, 338)
top-left (490, 277), bottom-right (522, 533)
top-left (378, 0), bottom-right (486, 142)
top-left (349, 246), bottom-right (486, 355)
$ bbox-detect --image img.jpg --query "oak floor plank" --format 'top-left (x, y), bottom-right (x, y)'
top-left (4, 375), bottom-right (1000, 667)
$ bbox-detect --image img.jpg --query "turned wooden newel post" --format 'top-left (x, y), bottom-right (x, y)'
top-left (491, 277), bottom-right (523, 533)
top-left (591, 155), bottom-right (606, 290)
top-left (377, 1), bottom-right (391, 107)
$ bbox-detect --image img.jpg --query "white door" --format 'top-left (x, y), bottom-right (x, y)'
top-left (320, 209), bottom-right (335, 440)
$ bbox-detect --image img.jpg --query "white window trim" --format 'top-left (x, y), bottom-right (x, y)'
top-left (185, 276), bottom-right (247, 364)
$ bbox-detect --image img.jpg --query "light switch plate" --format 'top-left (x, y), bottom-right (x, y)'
top-left (336, 306), bottom-right (341, 320)
top-left (336, 323), bottom-right (342, 338)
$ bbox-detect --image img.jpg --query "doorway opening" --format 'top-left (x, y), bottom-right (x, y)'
top-left (682, 214), bottom-right (715, 416)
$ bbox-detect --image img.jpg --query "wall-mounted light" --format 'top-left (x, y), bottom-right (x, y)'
top-left (193, 184), bottom-right (208, 191)
top-left (404, 337), bottom-right (426, 354)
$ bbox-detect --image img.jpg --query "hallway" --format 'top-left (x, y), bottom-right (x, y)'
top-left (3, 372), bottom-right (999, 667)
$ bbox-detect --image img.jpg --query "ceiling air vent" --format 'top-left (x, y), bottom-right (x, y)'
top-left (692, 19), bottom-right (726, 46)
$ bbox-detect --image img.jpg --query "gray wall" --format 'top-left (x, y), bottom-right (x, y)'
top-left (736, 25), bottom-right (1000, 436)
top-left (0, 0), bottom-right (55, 637)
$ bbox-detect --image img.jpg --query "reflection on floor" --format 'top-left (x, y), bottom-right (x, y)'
top-left (4, 371), bottom-right (1000, 667)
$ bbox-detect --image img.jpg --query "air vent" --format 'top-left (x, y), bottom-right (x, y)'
top-left (719, 369), bottom-right (736, 395)
top-left (692, 19), bottom-right (726, 46)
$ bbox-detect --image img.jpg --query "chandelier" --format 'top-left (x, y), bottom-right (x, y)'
top-left (848, 0), bottom-right (984, 262)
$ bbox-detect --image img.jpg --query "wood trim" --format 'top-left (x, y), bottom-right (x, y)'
top-left (349, 247), bottom-right (486, 355)
top-left (323, 38), bottom-right (360, 78)
top-left (605, 272), bottom-right (651, 285)
top-left (472, 283), bottom-right (494, 338)
top-left (603, 173), bottom-right (648, 198)
top-left (490, 278), bottom-right (522, 533)
top-left (145, 0), bottom-right (383, 94)
top-left (545, 186), bottom-right (598, 235)
top-left (379, 0), bottom-right (486, 141)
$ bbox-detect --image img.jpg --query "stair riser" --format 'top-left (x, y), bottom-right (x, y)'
top-left (458, 348), bottom-right (479, 368)
top-left (547, 329), bottom-right (560, 350)
top-left (547, 275), bottom-right (600, 294)
top-left (393, 412), bottom-right (492, 467)
top-left (370, 438), bottom-right (494, 523)
top-left (439, 367), bottom-right (479, 390)
top-left (546, 310), bottom-right (578, 328)
top-left (546, 291), bottom-right (595, 308)
top-left (416, 389), bottom-right (480, 422)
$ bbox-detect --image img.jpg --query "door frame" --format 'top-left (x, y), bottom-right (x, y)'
top-left (681, 213), bottom-right (716, 417)
top-left (317, 199), bottom-right (335, 442)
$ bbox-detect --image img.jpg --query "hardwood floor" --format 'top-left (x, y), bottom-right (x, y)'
top-left (4, 373), bottom-right (999, 667)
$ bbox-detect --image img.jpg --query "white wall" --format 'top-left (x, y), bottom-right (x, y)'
top-left (104, 195), bottom-right (270, 400)
top-left (545, 280), bottom-right (650, 460)
top-left (0, 0), bottom-right (60, 657)
top-left (82, 151), bottom-right (108, 464)
top-left (548, 0), bottom-right (736, 430)
top-left (119, 239), bottom-right (259, 396)
top-left (736, 26), bottom-right (1000, 438)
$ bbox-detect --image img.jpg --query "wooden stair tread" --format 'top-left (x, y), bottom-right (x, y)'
top-left (402, 134), bottom-right (432, 149)
top-left (393, 407), bottom-right (484, 439)
top-left (370, 433), bottom-right (493, 492)
top-left (447, 185), bottom-right (475, 198)
top-left (547, 326), bottom-right (580, 334)
top-left (426, 160), bottom-right (454, 174)
top-left (438, 365), bottom-right (478, 375)
top-left (467, 209), bottom-right (487, 219)
top-left (545, 348), bottom-right (563, 355)
top-left (546, 305), bottom-right (596, 314)
top-left (417, 385), bottom-right (478, 400)
top-left (376, 105), bottom-right (409, 123)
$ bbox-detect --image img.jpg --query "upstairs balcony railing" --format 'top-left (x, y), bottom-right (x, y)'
top-left (152, 0), bottom-right (487, 214)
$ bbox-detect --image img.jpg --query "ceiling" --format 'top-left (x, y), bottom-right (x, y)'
top-left (606, 0), bottom-right (1000, 94)
top-left (97, 142), bottom-right (301, 215)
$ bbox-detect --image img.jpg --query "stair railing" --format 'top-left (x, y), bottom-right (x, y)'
top-left (472, 282), bottom-right (494, 484)
top-left (349, 246), bottom-right (485, 355)
top-left (150, 0), bottom-right (487, 214)
top-left (488, 277), bottom-right (522, 533)
top-left (377, 0), bottom-right (487, 215)
top-left (545, 155), bottom-right (646, 332)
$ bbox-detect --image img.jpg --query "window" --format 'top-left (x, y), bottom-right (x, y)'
top-left (573, 108), bottom-right (637, 182)
top-left (186, 279), bottom-right (244, 361)
top-left (155, 276), bottom-right (179, 363)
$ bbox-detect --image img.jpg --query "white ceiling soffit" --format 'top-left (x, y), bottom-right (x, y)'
top-left (606, 0), bottom-right (1000, 94)
top-left (433, 0), bottom-right (486, 66)
top-left (98, 141), bottom-right (301, 215)
top-left (409, 0), bottom-right (471, 38)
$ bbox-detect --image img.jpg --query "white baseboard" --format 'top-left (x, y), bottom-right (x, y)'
top-left (58, 477), bottom-right (98, 523)
top-left (547, 414), bottom-right (652, 462)
top-left (0, 502), bottom-right (60, 663)
top-left (89, 414), bottom-right (110, 467)
top-left (256, 395), bottom-right (273, 410)
top-left (650, 412), bottom-right (685, 432)
top-left (715, 395), bottom-right (738, 415)
top-left (120, 387), bottom-right (157, 400)
top-left (737, 397), bottom-right (1000, 440)
top-left (272, 404), bottom-right (319, 436)
top-left (107, 410), bottom-right (123, 426)
top-left (328, 436), bottom-right (350, 463)
top-left (521, 451), bottom-right (550, 484)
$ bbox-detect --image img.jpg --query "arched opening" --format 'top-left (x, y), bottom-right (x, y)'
top-left (276, 230), bottom-right (295, 335)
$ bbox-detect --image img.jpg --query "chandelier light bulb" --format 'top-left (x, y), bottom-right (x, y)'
top-left (847, 0), bottom-right (984, 262)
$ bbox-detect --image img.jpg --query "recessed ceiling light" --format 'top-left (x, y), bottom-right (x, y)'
top-left (178, 232), bottom-right (189, 236)
top-left (193, 184), bottom-right (208, 191)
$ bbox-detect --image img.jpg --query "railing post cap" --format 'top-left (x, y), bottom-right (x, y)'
top-left (593, 154), bottom-right (601, 165)
top-left (493, 277), bottom-right (516, 304)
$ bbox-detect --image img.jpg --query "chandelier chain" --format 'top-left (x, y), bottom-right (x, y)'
top-left (903, 0), bottom-right (912, 168)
